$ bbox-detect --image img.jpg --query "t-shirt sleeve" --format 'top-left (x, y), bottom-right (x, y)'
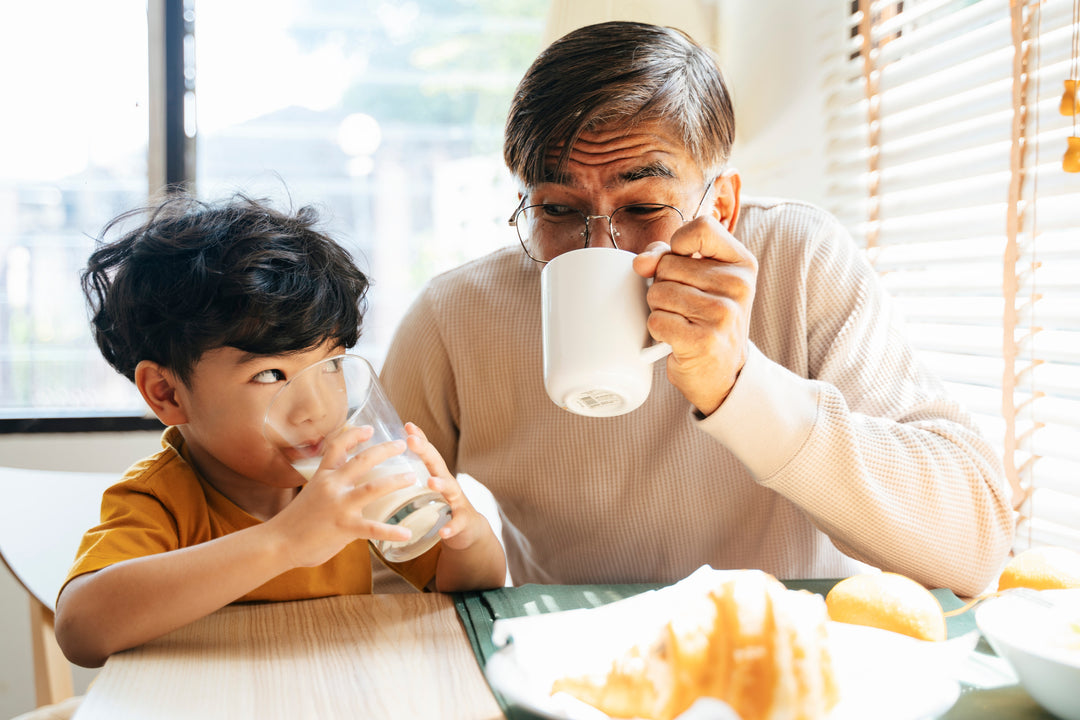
top-left (60, 482), bottom-right (182, 596)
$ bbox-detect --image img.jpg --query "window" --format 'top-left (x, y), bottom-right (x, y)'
top-left (194, 0), bottom-right (546, 366)
top-left (824, 0), bottom-right (1080, 552)
top-left (0, 2), bottom-right (151, 419)
top-left (0, 0), bottom-right (547, 423)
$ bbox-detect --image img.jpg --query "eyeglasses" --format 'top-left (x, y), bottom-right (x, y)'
top-left (509, 180), bottom-right (715, 263)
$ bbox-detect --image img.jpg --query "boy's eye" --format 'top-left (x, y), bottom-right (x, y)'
top-left (252, 369), bottom-right (285, 384)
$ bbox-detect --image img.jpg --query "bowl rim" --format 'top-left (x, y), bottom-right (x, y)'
top-left (975, 588), bottom-right (1080, 667)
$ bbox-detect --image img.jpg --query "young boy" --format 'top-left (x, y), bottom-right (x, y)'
top-left (54, 193), bottom-right (506, 668)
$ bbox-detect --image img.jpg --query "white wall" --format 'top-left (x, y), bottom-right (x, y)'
top-left (0, 431), bottom-right (161, 719)
top-left (718, 0), bottom-right (838, 208)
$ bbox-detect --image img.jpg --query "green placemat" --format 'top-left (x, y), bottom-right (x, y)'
top-left (454, 582), bottom-right (662, 716)
top-left (453, 580), bottom-right (1040, 720)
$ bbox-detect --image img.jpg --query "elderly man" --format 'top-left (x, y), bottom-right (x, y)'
top-left (381, 21), bottom-right (1014, 596)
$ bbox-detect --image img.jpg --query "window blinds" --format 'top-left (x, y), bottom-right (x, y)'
top-left (824, 0), bottom-right (1080, 553)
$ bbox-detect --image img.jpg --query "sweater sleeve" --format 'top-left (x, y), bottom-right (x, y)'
top-left (699, 212), bottom-right (1015, 597)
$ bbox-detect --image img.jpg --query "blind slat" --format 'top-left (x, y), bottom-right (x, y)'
top-left (871, 0), bottom-right (966, 39)
top-left (877, 83), bottom-right (1014, 144)
top-left (876, 0), bottom-right (1006, 64)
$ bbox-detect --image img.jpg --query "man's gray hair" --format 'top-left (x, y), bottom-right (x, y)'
top-left (503, 21), bottom-right (736, 188)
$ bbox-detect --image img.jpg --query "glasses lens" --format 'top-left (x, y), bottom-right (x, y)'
top-left (515, 205), bottom-right (587, 262)
top-left (514, 203), bottom-right (686, 262)
top-left (609, 204), bottom-right (685, 250)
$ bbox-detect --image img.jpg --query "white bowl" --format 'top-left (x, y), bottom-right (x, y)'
top-left (975, 589), bottom-right (1080, 720)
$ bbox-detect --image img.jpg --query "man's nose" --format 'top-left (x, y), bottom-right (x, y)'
top-left (584, 214), bottom-right (617, 249)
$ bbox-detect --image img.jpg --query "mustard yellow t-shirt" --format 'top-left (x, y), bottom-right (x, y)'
top-left (62, 428), bottom-right (440, 602)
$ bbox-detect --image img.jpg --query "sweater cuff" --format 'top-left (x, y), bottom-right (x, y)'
top-left (696, 343), bottom-right (820, 480)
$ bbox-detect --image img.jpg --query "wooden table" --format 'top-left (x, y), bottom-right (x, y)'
top-left (73, 593), bottom-right (504, 720)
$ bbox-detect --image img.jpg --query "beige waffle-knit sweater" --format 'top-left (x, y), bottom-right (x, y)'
top-left (381, 197), bottom-right (1015, 596)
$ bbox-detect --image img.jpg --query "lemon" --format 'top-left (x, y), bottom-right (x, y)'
top-left (825, 572), bottom-right (946, 642)
top-left (997, 546), bottom-right (1080, 591)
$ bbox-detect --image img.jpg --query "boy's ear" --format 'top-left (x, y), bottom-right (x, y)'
top-left (135, 360), bottom-right (188, 426)
top-left (709, 170), bottom-right (741, 233)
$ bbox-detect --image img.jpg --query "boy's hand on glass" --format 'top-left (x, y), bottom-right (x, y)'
top-left (272, 426), bottom-right (414, 567)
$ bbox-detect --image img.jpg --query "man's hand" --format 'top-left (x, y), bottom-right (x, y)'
top-left (632, 214), bottom-right (758, 416)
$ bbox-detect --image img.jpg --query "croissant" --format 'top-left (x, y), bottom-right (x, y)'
top-left (552, 570), bottom-right (839, 720)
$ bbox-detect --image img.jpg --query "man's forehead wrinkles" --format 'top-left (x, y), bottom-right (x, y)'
top-left (562, 140), bottom-right (655, 167)
top-left (546, 133), bottom-right (658, 160)
top-left (536, 123), bottom-right (689, 189)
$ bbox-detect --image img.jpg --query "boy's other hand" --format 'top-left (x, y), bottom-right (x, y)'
top-left (405, 422), bottom-right (490, 552)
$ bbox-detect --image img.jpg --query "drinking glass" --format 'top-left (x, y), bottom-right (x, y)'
top-left (263, 354), bottom-right (450, 561)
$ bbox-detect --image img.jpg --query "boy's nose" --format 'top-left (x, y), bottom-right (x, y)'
top-left (286, 387), bottom-right (332, 427)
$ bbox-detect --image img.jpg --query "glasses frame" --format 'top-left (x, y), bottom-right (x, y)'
top-left (509, 178), bottom-right (717, 263)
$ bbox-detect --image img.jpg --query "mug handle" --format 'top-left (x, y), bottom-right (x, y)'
top-left (640, 342), bottom-right (672, 365)
top-left (639, 275), bottom-right (673, 365)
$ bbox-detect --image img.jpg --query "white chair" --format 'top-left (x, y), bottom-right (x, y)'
top-left (0, 467), bottom-right (116, 709)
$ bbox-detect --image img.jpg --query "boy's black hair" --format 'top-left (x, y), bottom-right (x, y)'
top-left (82, 192), bottom-right (370, 386)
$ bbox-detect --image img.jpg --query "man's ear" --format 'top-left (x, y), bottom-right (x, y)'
top-left (135, 360), bottom-right (188, 426)
top-left (709, 170), bottom-right (741, 233)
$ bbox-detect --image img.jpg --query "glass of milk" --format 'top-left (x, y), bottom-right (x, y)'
top-left (263, 354), bottom-right (450, 561)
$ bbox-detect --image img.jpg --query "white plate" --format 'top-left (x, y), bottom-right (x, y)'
top-left (487, 624), bottom-right (966, 720)
top-left (485, 569), bottom-right (972, 720)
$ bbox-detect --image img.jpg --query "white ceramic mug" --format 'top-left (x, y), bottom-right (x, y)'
top-left (541, 247), bottom-right (672, 417)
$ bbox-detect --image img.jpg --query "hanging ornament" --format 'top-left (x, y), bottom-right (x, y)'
top-left (1064, 0), bottom-right (1080, 171)
top-left (1062, 79), bottom-right (1079, 116)
top-left (1065, 136), bottom-right (1080, 173)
